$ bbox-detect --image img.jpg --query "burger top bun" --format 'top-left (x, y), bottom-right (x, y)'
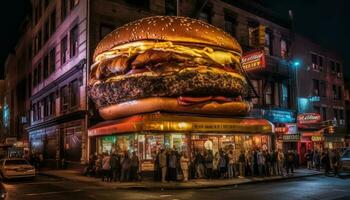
top-left (93, 16), bottom-right (242, 61)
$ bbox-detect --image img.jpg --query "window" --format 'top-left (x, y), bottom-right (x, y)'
top-left (128, 0), bottom-right (149, 9)
top-left (330, 60), bottom-right (336, 74)
top-left (61, 0), bottom-right (68, 20)
top-left (49, 93), bottom-right (55, 116)
top-left (281, 83), bottom-right (289, 108)
top-left (37, 62), bottom-right (42, 84)
top-left (333, 85), bottom-right (338, 100)
top-left (43, 55), bottom-right (49, 79)
top-left (32, 104), bottom-right (36, 121)
top-left (70, 0), bottom-right (79, 9)
top-left (61, 35), bottom-right (68, 64)
top-left (333, 108), bottom-right (338, 121)
top-left (99, 24), bottom-right (114, 40)
top-left (338, 86), bottom-right (342, 100)
top-left (318, 56), bottom-right (323, 72)
top-left (280, 39), bottom-right (288, 59)
top-left (44, 20), bottom-right (49, 43)
top-left (70, 25), bottom-right (78, 58)
top-left (311, 53), bottom-right (318, 71)
top-left (320, 80), bottom-right (326, 97)
top-left (322, 107), bottom-right (327, 121)
top-left (37, 102), bottom-right (42, 120)
top-left (61, 86), bottom-right (69, 112)
top-left (313, 79), bottom-right (319, 96)
top-left (340, 109), bottom-right (344, 120)
top-left (49, 48), bottom-right (56, 74)
top-left (50, 9), bottom-right (56, 35)
top-left (70, 79), bottom-right (79, 107)
top-left (43, 97), bottom-right (49, 117)
top-left (27, 73), bottom-right (32, 98)
top-left (265, 83), bottom-right (272, 105)
top-left (198, 5), bottom-right (212, 23)
top-left (165, 0), bottom-right (177, 16)
top-left (251, 80), bottom-right (259, 105)
top-left (224, 14), bottom-right (237, 36)
top-left (264, 31), bottom-right (273, 56)
top-left (33, 68), bottom-right (38, 87)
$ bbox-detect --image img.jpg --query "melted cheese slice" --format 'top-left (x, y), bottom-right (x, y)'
top-left (94, 41), bottom-right (241, 67)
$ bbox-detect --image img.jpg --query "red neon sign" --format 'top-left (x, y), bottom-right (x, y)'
top-left (297, 113), bottom-right (321, 125)
top-left (242, 50), bottom-right (266, 71)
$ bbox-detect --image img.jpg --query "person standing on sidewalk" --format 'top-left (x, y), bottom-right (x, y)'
top-left (130, 151), bottom-right (140, 181)
top-left (286, 150), bottom-right (294, 175)
top-left (219, 151), bottom-right (227, 179)
top-left (277, 149), bottom-right (284, 176)
top-left (101, 153), bottom-right (111, 182)
top-left (110, 153), bottom-right (120, 182)
top-left (180, 152), bottom-right (190, 181)
top-left (159, 149), bottom-right (167, 182)
top-left (305, 150), bottom-right (312, 169)
top-left (257, 149), bottom-right (265, 176)
top-left (238, 150), bottom-right (245, 177)
top-left (168, 150), bottom-right (177, 181)
top-left (332, 150), bottom-right (340, 177)
top-left (213, 152), bottom-right (220, 178)
top-left (121, 152), bottom-right (131, 182)
top-left (205, 150), bottom-right (214, 179)
top-left (228, 150), bottom-right (236, 178)
top-left (321, 150), bottom-right (331, 175)
top-left (313, 150), bottom-right (321, 171)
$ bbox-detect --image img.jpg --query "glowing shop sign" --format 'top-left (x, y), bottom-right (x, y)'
top-left (297, 113), bottom-right (321, 125)
top-left (282, 134), bottom-right (300, 142)
top-left (242, 50), bottom-right (266, 71)
top-left (308, 96), bottom-right (320, 102)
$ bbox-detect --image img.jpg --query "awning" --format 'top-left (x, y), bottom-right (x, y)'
top-left (88, 112), bottom-right (274, 137)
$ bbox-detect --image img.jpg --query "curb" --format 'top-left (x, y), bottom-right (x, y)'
top-left (38, 171), bottom-right (323, 190)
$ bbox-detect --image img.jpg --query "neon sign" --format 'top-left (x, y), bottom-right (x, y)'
top-left (242, 50), bottom-right (265, 71)
top-left (297, 113), bottom-right (321, 125)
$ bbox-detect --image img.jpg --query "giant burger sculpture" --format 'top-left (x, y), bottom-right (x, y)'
top-left (89, 16), bottom-right (251, 120)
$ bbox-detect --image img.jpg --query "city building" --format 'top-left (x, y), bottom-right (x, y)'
top-left (293, 34), bottom-right (346, 161)
top-left (3, 16), bottom-right (32, 155)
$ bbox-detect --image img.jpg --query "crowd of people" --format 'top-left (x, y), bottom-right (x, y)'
top-left (304, 148), bottom-right (342, 176)
top-left (84, 148), bottom-right (306, 182)
top-left (84, 151), bottom-right (140, 182)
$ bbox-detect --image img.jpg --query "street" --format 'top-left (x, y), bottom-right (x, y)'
top-left (3, 175), bottom-right (350, 200)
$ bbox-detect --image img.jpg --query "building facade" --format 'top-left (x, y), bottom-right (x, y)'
top-left (293, 35), bottom-right (346, 159)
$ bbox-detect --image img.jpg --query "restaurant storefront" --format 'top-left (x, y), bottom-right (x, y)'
top-left (88, 113), bottom-right (274, 171)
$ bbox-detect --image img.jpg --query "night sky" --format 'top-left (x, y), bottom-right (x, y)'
top-left (0, 0), bottom-right (348, 79)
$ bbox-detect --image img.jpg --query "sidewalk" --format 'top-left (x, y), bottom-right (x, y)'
top-left (38, 169), bottom-right (323, 190)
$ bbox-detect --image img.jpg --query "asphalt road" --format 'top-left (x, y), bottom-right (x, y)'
top-left (3, 174), bottom-right (350, 200)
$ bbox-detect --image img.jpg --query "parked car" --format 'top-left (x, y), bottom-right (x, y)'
top-left (0, 183), bottom-right (6, 199)
top-left (340, 148), bottom-right (350, 172)
top-left (0, 158), bottom-right (35, 180)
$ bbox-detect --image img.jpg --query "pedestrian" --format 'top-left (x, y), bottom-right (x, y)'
top-left (321, 150), bottom-right (331, 175)
top-left (271, 150), bottom-right (278, 176)
top-left (332, 150), bottom-right (341, 176)
top-left (121, 152), bottom-right (131, 182)
top-left (110, 153), bottom-right (120, 181)
top-left (159, 149), bottom-right (167, 182)
top-left (168, 150), bottom-right (177, 181)
top-left (238, 150), bottom-right (245, 177)
top-left (257, 149), bottom-right (265, 176)
top-left (286, 150), bottom-right (294, 175)
top-left (305, 150), bottom-right (312, 169)
top-left (101, 153), bottom-right (111, 182)
top-left (95, 154), bottom-right (102, 178)
top-left (313, 150), bottom-right (321, 171)
top-left (277, 149), bottom-right (284, 176)
top-left (264, 151), bottom-right (271, 176)
top-left (195, 151), bottom-right (205, 178)
top-left (219, 151), bottom-right (227, 178)
top-left (154, 150), bottom-right (161, 181)
top-left (130, 151), bottom-right (139, 181)
top-left (205, 150), bottom-right (214, 179)
top-left (180, 152), bottom-right (190, 181)
top-left (228, 150), bottom-right (236, 178)
top-left (213, 152), bottom-right (220, 178)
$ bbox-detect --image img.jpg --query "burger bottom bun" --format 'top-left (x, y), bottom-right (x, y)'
top-left (99, 97), bottom-right (251, 120)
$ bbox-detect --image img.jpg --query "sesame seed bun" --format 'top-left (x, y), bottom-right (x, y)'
top-left (93, 16), bottom-right (242, 61)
